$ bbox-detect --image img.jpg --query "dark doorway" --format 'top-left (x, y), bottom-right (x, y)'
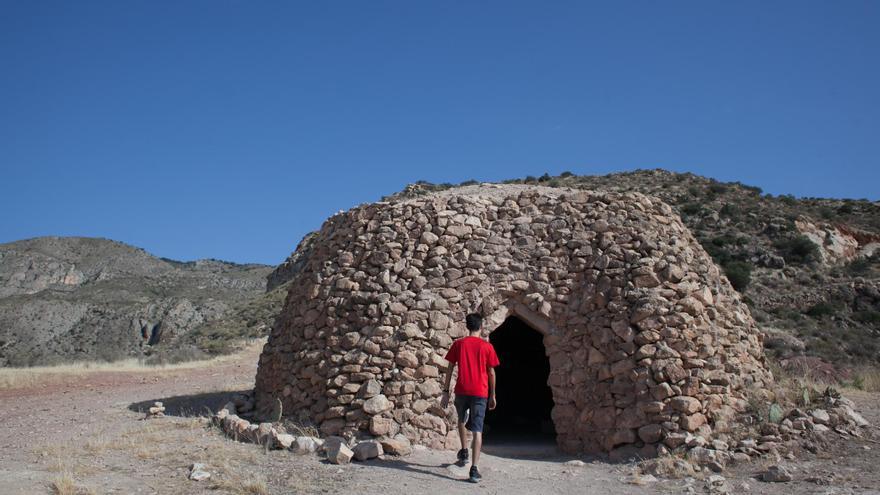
top-left (485, 315), bottom-right (556, 441)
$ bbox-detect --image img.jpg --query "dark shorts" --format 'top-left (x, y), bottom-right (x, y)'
top-left (454, 395), bottom-right (488, 433)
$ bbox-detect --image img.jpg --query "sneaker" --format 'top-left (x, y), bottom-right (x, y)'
top-left (455, 448), bottom-right (469, 467)
top-left (468, 465), bottom-right (482, 483)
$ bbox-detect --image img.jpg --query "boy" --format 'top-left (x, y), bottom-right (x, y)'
top-left (441, 313), bottom-right (500, 483)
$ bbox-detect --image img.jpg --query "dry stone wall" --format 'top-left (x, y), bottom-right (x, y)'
top-left (254, 185), bottom-right (772, 455)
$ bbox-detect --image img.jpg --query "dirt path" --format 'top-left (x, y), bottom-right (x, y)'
top-left (1, 346), bottom-right (878, 494)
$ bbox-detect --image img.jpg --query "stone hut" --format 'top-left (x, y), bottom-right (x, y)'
top-left (254, 185), bottom-right (772, 455)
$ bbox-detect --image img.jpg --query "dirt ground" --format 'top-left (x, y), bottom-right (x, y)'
top-left (2, 344), bottom-right (879, 495)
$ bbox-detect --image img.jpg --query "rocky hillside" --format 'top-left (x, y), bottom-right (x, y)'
top-left (0, 237), bottom-right (272, 366)
top-left (270, 169), bottom-right (879, 373)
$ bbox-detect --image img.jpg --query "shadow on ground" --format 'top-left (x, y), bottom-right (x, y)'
top-left (352, 457), bottom-right (473, 483)
top-left (128, 390), bottom-right (250, 417)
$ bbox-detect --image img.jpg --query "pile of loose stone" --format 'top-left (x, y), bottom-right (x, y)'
top-left (255, 185), bottom-right (773, 455)
top-left (640, 386), bottom-right (873, 485)
top-left (214, 392), bottom-right (413, 464)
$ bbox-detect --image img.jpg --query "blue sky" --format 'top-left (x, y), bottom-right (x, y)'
top-left (1, 1), bottom-right (878, 265)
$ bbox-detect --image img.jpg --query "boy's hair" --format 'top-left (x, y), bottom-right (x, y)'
top-left (465, 313), bottom-right (483, 332)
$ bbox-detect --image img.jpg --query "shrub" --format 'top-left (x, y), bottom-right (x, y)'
top-left (719, 203), bottom-right (740, 218)
top-left (805, 301), bottom-right (841, 319)
top-left (459, 179), bottom-right (479, 186)
top-left (709, 183), bottom-right (729, 194)
top-left (723, 261), bottom-right (752, 292)
top-left (774, 235), bottom-right (820, 264)
top-left (560, 171), bottom-right (574, 178)
top-left (538, 173), bottom-right (551, 182)
top-left (524, 175), bottom-right (537, 183)
top-left (687, 186), bottom-right (702, 197)
top-left (546, 178), bottom-right (562, 187)
top-left (739, 183), bottom-right (763, 195)
top-left (854, 310), bottom-right (880, 325)
top-left (845, 257), bottom-right (873, 276)
top-left (838, 203), bottom-right (855, 215)
top-left (681, 203), bottom-right (703, 216)
top-left (779, 194), bottom-right (798, 206)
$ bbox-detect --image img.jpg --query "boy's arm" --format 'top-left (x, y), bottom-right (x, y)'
top-left (488, 367), bottom-right (497, 410)
top-left (441, 362), bottom-right (455, 409)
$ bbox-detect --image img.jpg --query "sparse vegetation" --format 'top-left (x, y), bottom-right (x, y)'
top-left (774, 235), bottom-right (821, 264)
top-left (723, 261), bottom-right (752, 292)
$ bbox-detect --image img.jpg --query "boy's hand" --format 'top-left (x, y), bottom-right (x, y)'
top-left (488, 396), bottom-right (497, 410)
top-left (441, 392), bottom-right (449, 409)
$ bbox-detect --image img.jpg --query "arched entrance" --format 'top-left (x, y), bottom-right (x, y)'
top-left (485, 315), bottom-right (556, 441)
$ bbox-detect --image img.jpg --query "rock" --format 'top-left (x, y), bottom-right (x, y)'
top-left (638, 424), bottom-right (663, 444)
top-left (379, 435), bottom-right (412, 456)
top-left (363, 395), bottom-right (393, 415)
top-left (565, 460), bottom-right (586, 467)
top-left (352, 440), bottom-right (384, 461)
top-left (292, 436), bottom-right (321, 454)
top-left (670, 396), bottom-right (702, 414)
top-left (369, 416), bottom-right (395, 436)
top-left (189, 463), bottom-right (211, 481)
top-left (838, 405), bottom-right (869, 427)
top-left (810, 409), bottom-right (831, 425)
top-left (707, 474), bottom-right (725, 486)
top-left (275, 433), bottom-right (295, 449)
top-left (326, 442), bottom-right (354, 465)
top-left (760, 465), bottom-right (793, 482)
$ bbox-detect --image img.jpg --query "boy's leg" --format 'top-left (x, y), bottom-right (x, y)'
top-left (453, 395), bottom-right (470, 466)
top-left (458, 420), bottom-right (468, 448)
top-left (471, 431), bottom-right (483, 466)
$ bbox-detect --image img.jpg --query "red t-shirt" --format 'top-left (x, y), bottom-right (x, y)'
top-left (445, 336), bottom-right (500, 398)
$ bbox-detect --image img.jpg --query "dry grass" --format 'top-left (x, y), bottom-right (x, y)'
top-left (212, 475), bottom-right (271, 494)
top-left (0, 339), bottom-right (264, 390)
top-left (48, 471), bottom-right (95, 495)
top-left (846, 366), bottom-right (880, 392)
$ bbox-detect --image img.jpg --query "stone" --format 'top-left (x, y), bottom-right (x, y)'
top-left (275, 433), bottom-right (295, 449)
top-left (680, 413), bottom-right (707, 431)
top-left (189, 463), bottom-right (211, 481)
top-left (326, 442), bottom-right (354, 464)
top-left (352, 440), bottom-right (384, 461)
top-left (292, 436), bottom-right (322, 454)
top-left (638, 424), bottom-right (663, 443)
top-left (810, 409), bottom-right (831, 425)
top-left (363, 395), bottom-right (393, 415)
top-left (369, 416), bottom-right (395, 436)
top-left (670, 396), bottom-right (702, 414)
top-left (760, 465), bottom-right (793, 482)
top-left (380, 435), bottom-right (413, 456)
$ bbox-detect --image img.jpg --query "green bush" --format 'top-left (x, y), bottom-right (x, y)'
top-left (854, 310), bottom-right (880, 325)
top-left (538, 173), bottom-right (551, 182)
top-left (709, 183), bottom-right (729, 194)
top-left (723, 261), bottom-right (752, 292)
top-left (845, 258), bottom-right (872, 275)
top-left (719, 203), bottom-right (740, 218)
top-left (779, 194), bottom-right (798, 206)
top-left (459, 179), bottom-right (479, 186)
top-left (774, 235), bottom-right (820, 264)
top-left (681, 203), bottom-right (703, 216)
top-left (838, 203), bottom-right (855, 215)
top-left (560, 171), bottom-right (574, 178)
top-left (805, 301), bottom-right (841, 319)
top-left (687, 186), bottom-right (702, 197)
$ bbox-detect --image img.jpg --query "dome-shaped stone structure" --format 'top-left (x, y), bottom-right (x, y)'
top-left (254, 185), bottom-right (772, 455)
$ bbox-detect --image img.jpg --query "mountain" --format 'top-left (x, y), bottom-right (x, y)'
top-left (0, 237), bottom-right (272, 366)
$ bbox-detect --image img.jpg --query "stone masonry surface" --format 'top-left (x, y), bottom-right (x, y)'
top-left (254, 184), bottom-right (773, 455)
